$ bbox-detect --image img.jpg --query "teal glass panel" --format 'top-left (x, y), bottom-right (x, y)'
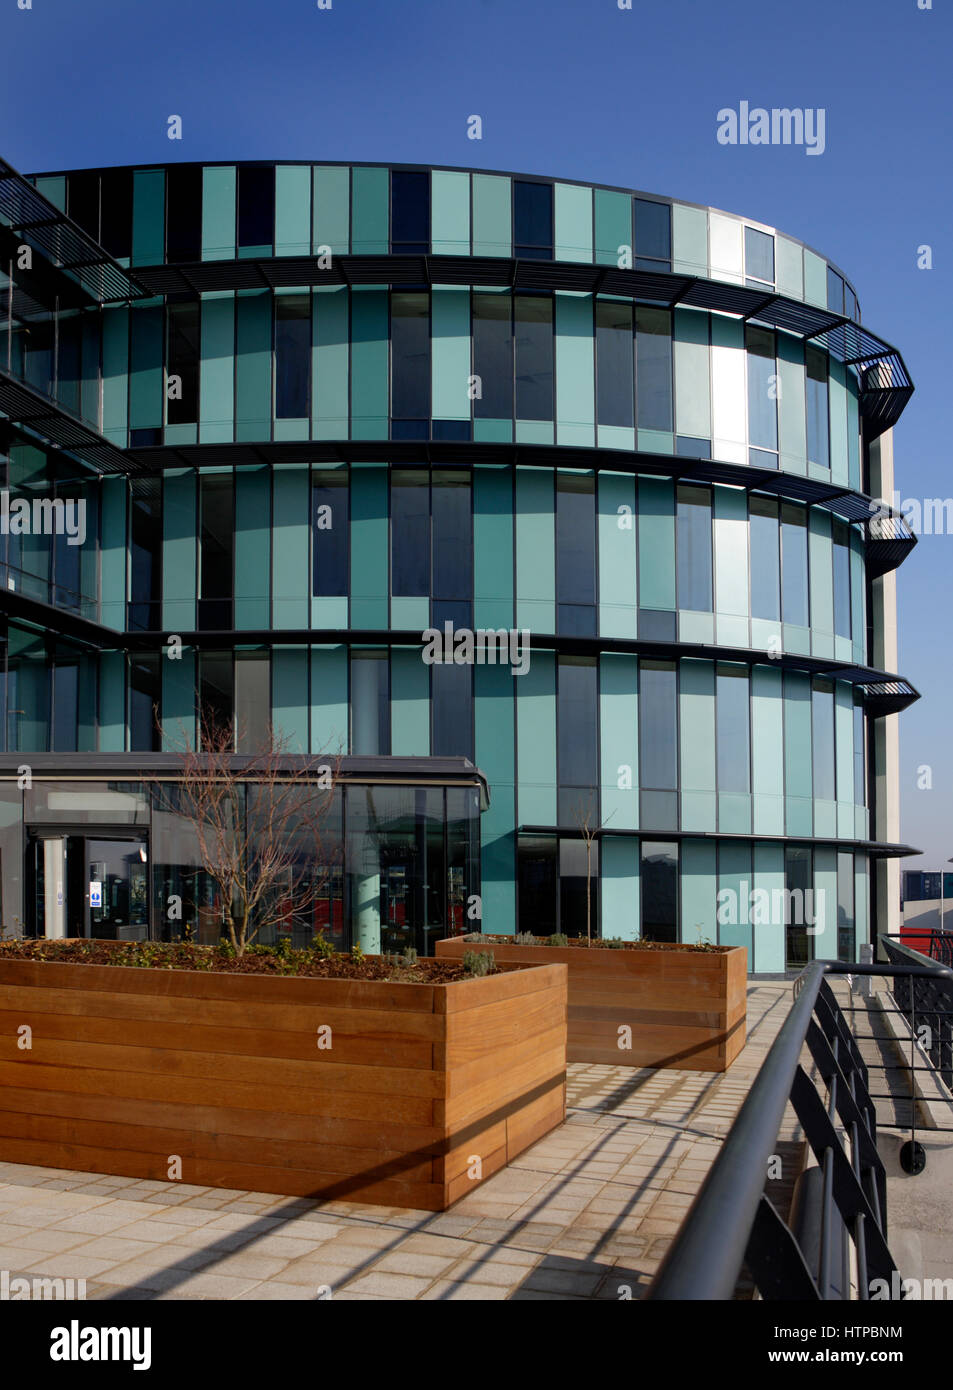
top-left (751, 665), bottom-right (784, 835)
top-left (161, 469), bottom-right (196, 631)
top-left (235, 291), bottom-right (272, 441)
top-left (100, 478), bottom-right (127, 631)
top-left (753, 842), bottom-right (785, 972)
top-left (598, 472), bottom-right (637, 638)
top-left (351, 167), bottom-right (389, 254)
top-left (674, 309), bottom-right (711, 441)
top-left (475, 662), bottom-right (516, 932)
top-left (472, 174), bottom-right (511, 258)
top-left (432, 287), bottom-right (471, 421)
top-left (81, 314), bottom-right (100, 428)
top-left (34, 175), bottom-right (66, 211)
top-left (847, 373), bottom-right (861, 491)
top-left (784, 672), bottom-right (813, 835)
top-left (234, 465), bottom-right (271, 629)
top-left (128, 303), bottom-right (163, 430)
top-left (132, 169), bottom-right (165, 266)
top-left (313, 166), bottom-right (349, 256)
top-left (849, 533), bottom-right (865, 665)
top-left (594, 189), bottom-right (631, 267)
top-left (271, 465), bottom-right (309, 630)
top-left (515, 468), bottom-right (555, 632)
top-left (350, 289), bottom-right (388, 439)
top-left (275, 165), bottom-right (311, 257)
top-left (812, 847), bottom-right (838, 959)
top-left (836, 683), bottom-right (854, 838)
top-left (775, 236), bottom-right (803, 299)
top-left (391, 647), bottom-right (430, 755)
top-left (718, 841), bottom-right (752, 954)
top-left (638, 478), bottom-right (675, 611)
top-left (777, 336), bottom-right (807, 476)
top-left (516, 650), bottom-right (556, 826)
top-left (199, 292), bottom-right (234, 444)
top-left (201, 166), bottom-right (236, 261)
top-left (682, 839), bottom-right (717, 944)
top-left (431, 170), bottom-right (470, 255)
top-left (809, 509), bottom-right (834, 655)
top-left (672, 204), bottom-right (708, 276)
top-left (349, 466), bottom-right (388, 629)
top-left (310, 644), bottom-right (348, 754)
top-left (272, 646), bottom-right (309, 753)
top-left (555, 293), bottom-right (594, 446)
top-left (600, 836), bottom-right (640, 940)
top-left (101, 306), bottom-right (128, 446)
top-left (554, 182), bottom-right (592, 263)
top-left (473, 465), bottom-right (514, 630)
top-left (600, 653), bottom-right (638, 830)
top-left (803, 250), bottom-right (827, 307)
top-left (679, 659), bottom-right (715, 831)
top-left (829, 358), bottom-right (849, 488)
top-left (714, 485), bottom-right (749, 619)
top-left (312, 287), bottom-right (349, 440)
top-left (161, 648), bottom-right (196, 751)
top-left (97, 651), bottom-right (126, 752)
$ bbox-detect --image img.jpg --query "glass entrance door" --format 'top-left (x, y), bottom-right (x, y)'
top-left (86, 839), bottom-right (149, 940)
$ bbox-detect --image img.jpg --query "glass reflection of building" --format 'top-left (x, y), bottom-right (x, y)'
top-left (0, 156), bottom-right (919, 970)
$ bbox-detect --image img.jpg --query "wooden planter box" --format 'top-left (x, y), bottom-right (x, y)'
top-left (0, 956), bottom-right (567, 1211)
top-left (436, 938), bottom-right (746, 1072)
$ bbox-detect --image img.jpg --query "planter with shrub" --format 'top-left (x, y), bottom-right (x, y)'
top-left (436, 933), bottom-right (746, 1072)
top-left (0, 938), bottom-right (568, 1210)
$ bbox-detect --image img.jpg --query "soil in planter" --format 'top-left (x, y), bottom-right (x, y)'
top-left (457, 934), bottom-right (727, 953)
top-left (0, 939), bottom-right (499, 983)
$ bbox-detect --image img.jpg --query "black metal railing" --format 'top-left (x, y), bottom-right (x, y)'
top-left (646, 957), bottom-right (953, 1301)
top-left (882, 936), bottom-right (953, 1090)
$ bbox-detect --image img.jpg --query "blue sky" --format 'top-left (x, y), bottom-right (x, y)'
top-left (2, 0), bottom-right (950, 868)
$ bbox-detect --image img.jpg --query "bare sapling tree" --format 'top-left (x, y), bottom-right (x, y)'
top-left (574, 795), bottom-right (615, 946)
top-left (159, 708), bottom-right (341, 956)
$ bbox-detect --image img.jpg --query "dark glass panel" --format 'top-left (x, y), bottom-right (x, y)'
top-left (312, 469), bottom-right (348, 597)
top-left (785, 845), bottom-right (812, 969)
top-left (129, 654), bottom-right (161, 752)
top-left (806, 346), bottom-right (830, 469)
top-left (635, 307), bottom-right (673, 431)
top-left (556, 474), bottom-right (596, 634)
top-left (99, 168), bottom-right (134, 261)
top-left (514, 181), bottom-right (552, 259)
top-left (639, 661), bottom-right (677, 790)
top-left (391, 293), bottom-right (430, 421)
top-left (432, 471), bottom-right (472, 604)
top-left (391, 470), bottom-right (430, 596)
top-left (275, 294), bottom-right (310, 419)
top-left (165, 164), bottom-right (203, 263)
top-left (472, 293), bottom-right (513, 420)
top-left (198, 473), bottom-right (233, 629)
top-left (391, 170), bottom-right (430, 254)
top-left (351, 651), bottom-right (390, 755)
top-left (235, 652), bottom-right (271, 753)
top-left (198, 651), bottom-right (234, 743)
top-left (514, 297), bottom-right (553, 421)
top-left (676, 484), bottom-right (712, 612)
top-left (595, 300), bottom-right (634, 429)
top-left (716, 665), bottom-right (750, 794)
top-left (781, 503), bottom-right (809, 627)
top-left (641, 841), bottom-right (678, 943)
top-left (749, 495), bottom-right (780, 622)
top-left (557, 657), bottom-right (598, 810)
top-left (167, 301), bottom-right (200, 426)
top-left (432, 661), bottom-right (473, 759)
top-left (634, 199), bottom-right (671, 265)
top-left (67, 171), bottom-right (99, 241)
top-left (238, 165), bottom-right (275, 249)
top-left (518, 835), bottom-right (557, 936)
top-left (560, 837), bottom-right (596, 939)
top-left (744, 226), bottom-right (775, 285)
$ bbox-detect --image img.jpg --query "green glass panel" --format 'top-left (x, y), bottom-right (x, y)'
top-left (275, 165), bottom-right (311, 257)
top-left (350, 289), bottom-right (388, 438)
top-left (638, 478), bottom-right (675, 610)
top-left (351, 167), bottom-right (389, 254)
top-left (554, 182), bottom-right (592, 263)
top-left (313, 166), bottom-right (350, 255)
top-left (432, 170), bottom-right (470, 255)
top-left (349, 466), bottom-right (388, 628)
top-left (132, 169), bottom-right (165, 266)
top-left (313, 287), bottom-right (349, 439)
top-left (472, 174), bottom-right (511, 258)
top-left (199, 292), bottom-right (235, 444)
top-left (555, 293), bottom-right (594, 446)
top-left (271, 466), bottom-right (309, 630)
top-left (234, 465), bottom-right (271, 629)
top-left (201, 166), bottom-right (236, 261)
top-left (235, 291), bottom-right (272, 441)
top-left (594, 189), bottom-right (631, 267)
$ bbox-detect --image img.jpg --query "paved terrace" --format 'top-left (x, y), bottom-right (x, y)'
top-left (0, 980), bottom-right (941, 1301)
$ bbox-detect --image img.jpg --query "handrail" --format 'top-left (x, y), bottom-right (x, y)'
top-left (646, 957), bottom-right (953, 1301)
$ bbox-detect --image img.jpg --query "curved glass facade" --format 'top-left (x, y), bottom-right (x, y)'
top-left (0, 159), bottom-right (917, 969)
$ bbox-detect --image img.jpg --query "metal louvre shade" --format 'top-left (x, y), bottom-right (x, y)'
top-left (0, 370), bottom-right (147, 476)
top-left (0, 157), bottom-right (148, 303)
top-left (126, 252), bottom-right (912, 434)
